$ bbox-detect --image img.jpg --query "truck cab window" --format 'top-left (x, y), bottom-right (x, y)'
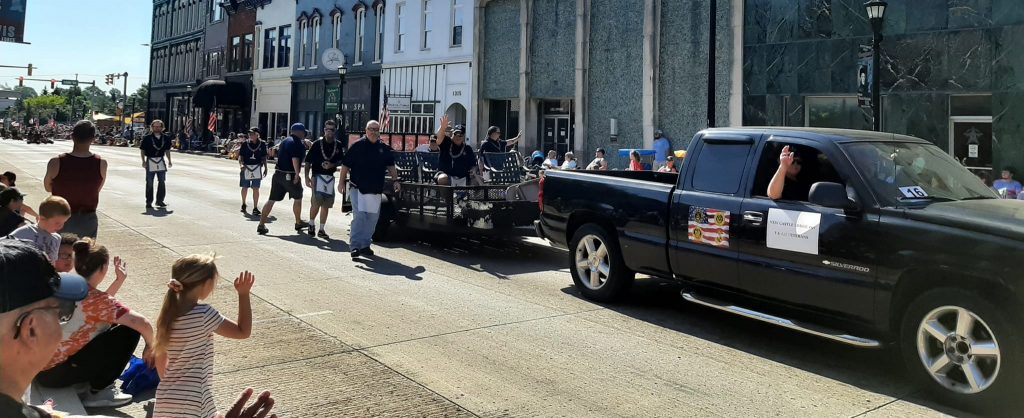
top-left (691, 141), bottom-right (752, 195)
top-left (753, 142), bottom-right (842, 202)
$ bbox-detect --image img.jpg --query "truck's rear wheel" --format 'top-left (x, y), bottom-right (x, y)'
top-left (900, 287), bottom-right (1023, 412)
top-left (569, 224), bottom-right (634, 302)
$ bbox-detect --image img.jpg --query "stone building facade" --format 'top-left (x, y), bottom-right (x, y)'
top-left (473, 0), bottom-right (743, 167)
top-left (743, 0), bottom-right (1024, 173)
top-left (149, 0), bottom-right (210, 134)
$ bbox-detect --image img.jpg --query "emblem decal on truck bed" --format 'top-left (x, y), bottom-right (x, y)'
top-left (688, 207), bottom-right (730, 247)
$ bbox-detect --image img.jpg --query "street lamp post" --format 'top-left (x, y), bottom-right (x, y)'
top-left (186, 85), bottom-right (193, 136)
top-left (865, 1), bottom-right (887, 132)
top-left (337, 64), bottom-right (348, 136)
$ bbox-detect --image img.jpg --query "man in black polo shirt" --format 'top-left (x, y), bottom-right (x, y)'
top-left (434, 115), bottom-right (477, 186)
top-left (479, 125), bottom-right (521, 154)
top-left (339, 120), bottom-right (399, 259)
top-left (257, 123), bottom-right (313, 235)
top-left (303, 121), bottom-right (345, 239)
top-left (139, 120), bottom-right (173, 209)
top-left (238, 128), bottom-right (268, 216)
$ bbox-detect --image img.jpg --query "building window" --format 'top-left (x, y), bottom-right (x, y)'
top-left (263, 28), bottom-right (277, 69)
top-left (229, 36), bottom-right (241, 72)
top-left (355, 9), bottom-right (366, 63)
top-left (805, 96), bottom-right (872, 131)
top-left (332, 13), bottom-right (341, 49)
top-left (421, 0), bottom-right (431, 50)
top-left (210, 0), bottom-right (222, 22)
top-left (243, 33), bottom-right (254, 71)
top-left (298, 18), bottom-right (308, 68)
top-left (450, 0), bottom-right (463, 47)
top-left (390, 102), bottom-right (436, 134)
top-left (311, 16), bottom-right (320, 67)
top-left (374, 5), bottom-right (384, 61)
top-left (278, 25), bottom-right (292, 68)
top-left (254, 25), bottom-right (262, 69)
top-left (394, 3), bottom-right (405, 53)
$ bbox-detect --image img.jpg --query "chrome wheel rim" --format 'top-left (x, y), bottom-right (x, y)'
top-left (916, 305), bottom-right (1000, 394)
top-left (574, 234), bottom-right (610, 290)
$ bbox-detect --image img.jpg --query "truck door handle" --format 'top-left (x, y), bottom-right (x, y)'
top-left (743, 211), bottom-right (764, 226)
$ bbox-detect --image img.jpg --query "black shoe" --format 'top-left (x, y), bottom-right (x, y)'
top-left (251, 208), bottom-right (261, 216)
top-left (257, 224), bottom-right (269, 235)
top-left (307, 225), bottom-right (315, 236)
top-left (146, 204), bottom-right (154, 210)
top-left (156, 201), bottom-right (167, 208)
top-left (241, 204), bottom-right (247, 213)
top-left (317, 229), bottom-right (330, 239)
top-left (294, 221), bottom-right (311, 232)
top-left (350, 249), bottom-right (361, 259)
top-left (361, 247), bottom-right (375, 257)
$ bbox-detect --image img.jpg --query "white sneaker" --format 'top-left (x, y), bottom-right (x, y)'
top-left (80, 384), bottom-right (132, 408)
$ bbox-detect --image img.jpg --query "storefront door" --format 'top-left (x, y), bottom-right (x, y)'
top-left (949, 116), bottom-right (993, 171)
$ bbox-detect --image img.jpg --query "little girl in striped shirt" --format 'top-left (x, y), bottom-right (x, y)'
top-left (152, 254), bottom-right (255, 418)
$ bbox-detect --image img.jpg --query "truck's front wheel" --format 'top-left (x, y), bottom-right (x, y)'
top-left (900, 287), bottom-right (1023, 412)
top-left (569, 224), bottom-right (634, 302)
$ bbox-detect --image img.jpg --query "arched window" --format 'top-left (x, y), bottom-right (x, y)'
top-left (298, 16), bottom-right (308, 68)
top-left (374, 2), bottom-right (385, 62)
top-left (311, 13), bottom-right (321, 67)
top-left (331, 9), bottom-right (343, 49)
top-left (353, 3), bottom-right (367, 64)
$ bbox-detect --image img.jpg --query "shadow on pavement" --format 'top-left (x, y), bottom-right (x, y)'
top-left (142, 208), bottom-right (174, 217)
top-left (355, 256), bottom-right (426, 280)
top-left (559, 278), bottom-right (981, 418)
top-left (376, 233), bottom-right (564, 280)
top-left (271, 232), bottom-right (349, 252)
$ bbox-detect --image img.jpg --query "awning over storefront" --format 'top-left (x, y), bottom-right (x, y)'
top-left (192, 79), bottom-right (249, 108)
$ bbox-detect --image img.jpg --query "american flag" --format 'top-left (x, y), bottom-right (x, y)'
top-left (380, 93), bottom-right (390, 133)
top-left (207, 111), bottom-right (217, 133)
top-left (687, 207), bottom-right (730, 248)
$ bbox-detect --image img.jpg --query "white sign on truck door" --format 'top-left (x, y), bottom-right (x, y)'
top-left (766, 208), bottom-right (821, 255)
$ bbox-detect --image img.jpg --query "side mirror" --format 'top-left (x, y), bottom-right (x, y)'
top-left (809, 182), bottom-right (857, 210)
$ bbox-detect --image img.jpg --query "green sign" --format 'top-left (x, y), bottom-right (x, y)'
top-left (60, 79), bottom-right (77, 86)
top-left (324, 86), bottom-right (340, 114)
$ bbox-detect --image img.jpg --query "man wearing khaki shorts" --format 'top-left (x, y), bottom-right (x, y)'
top-left (303, 121), bottom-right (345, 239)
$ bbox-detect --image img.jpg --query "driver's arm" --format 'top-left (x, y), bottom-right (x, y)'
top-left (768, 165), bottom-right (788, 200)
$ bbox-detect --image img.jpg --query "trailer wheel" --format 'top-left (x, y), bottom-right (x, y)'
top-left (569, 224), bottom-right (634, 302)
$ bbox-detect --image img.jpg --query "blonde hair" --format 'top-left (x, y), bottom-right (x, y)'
top-left (154, 253), bottom-right (220, 355)
top-left (39, 196), bottom-right (71, 218)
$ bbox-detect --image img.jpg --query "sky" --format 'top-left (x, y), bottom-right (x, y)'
top-left (0, 0), bottom-right (152, 94)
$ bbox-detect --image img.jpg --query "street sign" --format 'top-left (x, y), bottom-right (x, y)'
top-left (388, 96), bottom-right (411, 112)
top-left (0, 0), bottom-right (28, 44)
top-left (60, 79), bottom-right (78, 86)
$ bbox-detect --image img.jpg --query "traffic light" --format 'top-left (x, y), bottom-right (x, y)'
top-left (18, 77), bottom-right (23, 87)
top-left (27, 63), bottom-right (32, 76)
top-left (105, 74), bottom-right (112, 85)
top-left (50, 80), bottom-right (57, 89)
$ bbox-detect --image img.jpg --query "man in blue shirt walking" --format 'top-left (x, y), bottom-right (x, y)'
top-left (653, 129), bottom-right (672, 171)
top-left (257, 123), bottom-right (313, 235)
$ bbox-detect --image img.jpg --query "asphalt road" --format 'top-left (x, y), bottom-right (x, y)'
top-left (0, 139), bottom-right (972, 417)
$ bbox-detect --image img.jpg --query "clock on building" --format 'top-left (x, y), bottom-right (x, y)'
top-left (322, 48), bottom-right (345, 70)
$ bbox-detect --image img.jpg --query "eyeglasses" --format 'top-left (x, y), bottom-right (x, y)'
top-left (13, 301), bottom-right (76, 339)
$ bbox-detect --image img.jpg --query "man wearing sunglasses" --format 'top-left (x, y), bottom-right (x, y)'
top-left (0, 240), bottom-right (88, 417)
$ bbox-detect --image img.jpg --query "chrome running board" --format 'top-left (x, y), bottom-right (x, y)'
top-left (680, 291), bottom-right (881, 348)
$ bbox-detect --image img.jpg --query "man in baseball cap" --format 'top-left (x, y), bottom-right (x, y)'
top-left (257, 122), bottom-right (312, 235)
top-left (0, 240), bottom-right (88, 417)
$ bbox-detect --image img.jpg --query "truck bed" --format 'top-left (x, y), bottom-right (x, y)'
top-left (540, 170), bottom-right (678, 275)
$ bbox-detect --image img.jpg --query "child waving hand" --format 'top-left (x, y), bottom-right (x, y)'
top-left (153, 254), bottom-right (255, 418)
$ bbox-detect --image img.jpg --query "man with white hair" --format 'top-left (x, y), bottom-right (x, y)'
top-left (339, 121), bottom-right (400, 259)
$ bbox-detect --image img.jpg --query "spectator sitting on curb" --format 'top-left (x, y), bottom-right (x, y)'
top-left (35, 238), bottom-right (157, 409)
top-left (0, 188), bottom-right (29, 236)
top-left (54, 233), bottom-right (78, 273)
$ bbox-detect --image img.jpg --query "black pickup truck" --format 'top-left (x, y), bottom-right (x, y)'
top-left (537, 127), bottom-right (1023, 411)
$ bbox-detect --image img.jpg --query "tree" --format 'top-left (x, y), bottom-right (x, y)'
top-left (135, 83), bottom-right (148, 101)
top-left (12, 86), bottom-right (37, 99)
top-left (23, 95), bottom-right (66, 120)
